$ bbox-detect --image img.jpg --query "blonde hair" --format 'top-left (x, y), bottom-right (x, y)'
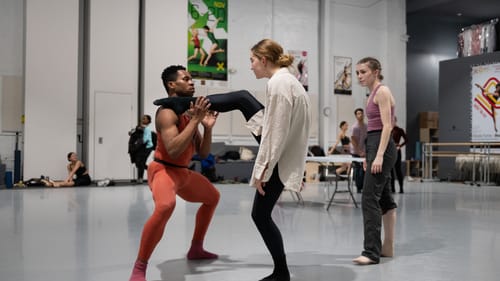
top-left (251, 39), bottom-right (294, 67)
top-left (357, 57), bottom-right (384, 81)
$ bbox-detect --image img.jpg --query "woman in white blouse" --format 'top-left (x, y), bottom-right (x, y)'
top-left (249, 39), bottom-right (311, 281)
top-left (153, 40), bottom-right (311, 279)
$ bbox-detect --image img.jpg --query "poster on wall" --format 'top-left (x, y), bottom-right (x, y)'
top-left (288, 50), bottom-right (309, 91)
top-left (471, 62), bottom-right (500, 141)
top-left (333, 56), bottom-right (352, 95)
top-left (187, 0), bottom-right (228, 81)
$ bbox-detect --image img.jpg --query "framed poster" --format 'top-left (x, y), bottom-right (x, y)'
top-left (188, 0), bottom-right (228, 81)
top-left (334, 56), bottom-right (352, 95)
top-left (288, 50), bottom-right (309, 91)
top-left (471, 62), bottom-right (500, 140)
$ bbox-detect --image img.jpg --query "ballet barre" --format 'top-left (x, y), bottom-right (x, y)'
top-left (421, 142), bottom-right (500, 185)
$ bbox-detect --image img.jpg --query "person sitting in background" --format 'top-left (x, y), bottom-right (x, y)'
top-left (328, 121), bottom-right (351, 175)
top-left (41, 152), bottom-right (91, 187)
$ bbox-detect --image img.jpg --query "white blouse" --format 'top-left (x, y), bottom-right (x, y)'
top-left (250, 67), bottom-right (312, 192)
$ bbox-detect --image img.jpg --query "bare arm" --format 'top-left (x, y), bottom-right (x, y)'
top-left (66, 161), bottom-right (82, 182)
top-left (399, 128), bottom-right (408, 148)
top-left (328, 134), bottom-right (342, 154)
top-left (372, 86), bottom-right (394, 173)
top-left (197, 111), bottom-right (218, 159)
top-left (211, 17), bottom-right (221, 30)
top-left (157, 97), bottom-right (210, 159)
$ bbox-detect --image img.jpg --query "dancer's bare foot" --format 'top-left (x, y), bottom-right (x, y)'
top-left (50, 180), bottom-right (61, 188)
top-left (352, 256), bottom-right (377, 265)
top-left (40, 179), bottom-right (53, 187)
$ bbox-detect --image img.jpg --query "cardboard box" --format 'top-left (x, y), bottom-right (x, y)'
top-left (419, 112), bottom-right (439, 128)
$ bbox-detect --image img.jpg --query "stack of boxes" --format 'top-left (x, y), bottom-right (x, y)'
top-left (419, 112), bottom-right (439, 178)
top-left (419, 112), bottom-right (439, 143)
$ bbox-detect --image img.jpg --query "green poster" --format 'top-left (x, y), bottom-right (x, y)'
top-left (188, 0), bottom-right (228, 81)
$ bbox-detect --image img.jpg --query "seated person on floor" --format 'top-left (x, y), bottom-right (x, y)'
top-left (42, 152), bottom-right (92, 187)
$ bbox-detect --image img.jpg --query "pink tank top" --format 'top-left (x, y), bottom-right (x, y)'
top-left (366, 84), bottom-right (394, 131)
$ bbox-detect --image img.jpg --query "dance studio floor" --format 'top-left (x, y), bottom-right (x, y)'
top-left (0, 180), bottom-right (499, 281)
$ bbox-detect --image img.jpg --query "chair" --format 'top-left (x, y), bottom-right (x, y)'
top-left (324, 162), bottom-right (358, 210)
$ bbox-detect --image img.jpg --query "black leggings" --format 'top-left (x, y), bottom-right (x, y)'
top-left (206, 90), bottom-right (264, 143)
top-left (206, 90), bottom-right (264, 121)
top-left (197, 91), bottom-right (288, 272)
top-left (154, 90), bottom-right (264, 142)
top-left (251, 164), bottom-right (288, 274)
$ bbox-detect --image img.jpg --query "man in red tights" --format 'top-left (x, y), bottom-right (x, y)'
top-left (129, 65), bottom-right (220, 281)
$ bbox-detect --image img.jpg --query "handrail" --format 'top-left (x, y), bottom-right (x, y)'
top-left (421, 142), bottom-right (500, 185)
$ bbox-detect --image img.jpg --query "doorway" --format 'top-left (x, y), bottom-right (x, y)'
top-left (93, 91), bottom-right (134, 180)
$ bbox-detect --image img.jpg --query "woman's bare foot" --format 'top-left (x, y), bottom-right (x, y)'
top-left (352, 256), bottom-right (376, 265)
top-left (41, 179), bottom-right (53, 187)
top-left (50, 180), bottom-right (61, 187)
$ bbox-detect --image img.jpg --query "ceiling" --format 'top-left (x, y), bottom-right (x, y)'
top-left (407, 0), bottom-right (500, 22)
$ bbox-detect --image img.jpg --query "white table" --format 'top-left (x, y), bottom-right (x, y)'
top-left (306, 155), bottom-right (364, 210)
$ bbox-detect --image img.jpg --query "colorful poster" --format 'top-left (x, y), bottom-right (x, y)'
top-left (471, 63), bottom-right (500, 141)
top-left (188, 0), bottom-right (228, 81)
top-left (334, 56), bottom-right (352, 95)
top-left (288, 50), bottom-right (309, 91)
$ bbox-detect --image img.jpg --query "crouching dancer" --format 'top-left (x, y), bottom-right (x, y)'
top-left (129, 65), bottom-right (220, 281)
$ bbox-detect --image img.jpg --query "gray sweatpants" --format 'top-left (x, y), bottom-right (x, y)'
top-left (360, 130), bottom-right (398, 262)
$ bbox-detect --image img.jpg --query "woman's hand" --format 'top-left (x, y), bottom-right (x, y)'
top-left (371, 155), bottom-right (384, 174)
top-left (254, 166), bottom-right (268, 196)
top-left (255, 178), bottom-right (266, 196)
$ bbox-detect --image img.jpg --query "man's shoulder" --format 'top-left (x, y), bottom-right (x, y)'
top-left (156, 107), bottom-right (181, 123)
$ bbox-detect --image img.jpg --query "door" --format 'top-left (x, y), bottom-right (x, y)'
top-left (94, 92), bottom-right (134, 180)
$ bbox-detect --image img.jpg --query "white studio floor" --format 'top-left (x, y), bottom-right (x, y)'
top-left (0, 179), bottom-right (499, 281)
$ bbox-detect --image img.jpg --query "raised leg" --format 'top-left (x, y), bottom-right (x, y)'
top-left (153, 90), bottom-right (263, 120)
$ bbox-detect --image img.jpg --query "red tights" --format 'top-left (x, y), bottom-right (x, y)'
top-left (136, 161), bottom-right (220, 262)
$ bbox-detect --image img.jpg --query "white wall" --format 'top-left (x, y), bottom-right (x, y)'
top-left (0, 0), bottom-right (23, 76)
top-left (18, 0), bottom-right (406, 180)
top-left (87, 0), bottom-right (139, 180)
top-left (386, 0), bottom-right (407, 141)
top-left (0, 0), bottom-right (24, 172)
top-left (143, 0), bottom-right (187, 120)
top-left (321, 0), bottom-right (406, 150)
top-left (24, 0), bottom-right (80, 179)
top-left (144, 0), bottom-right (406, 151)
top-left (144, 0), bottom-right (321, 145)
